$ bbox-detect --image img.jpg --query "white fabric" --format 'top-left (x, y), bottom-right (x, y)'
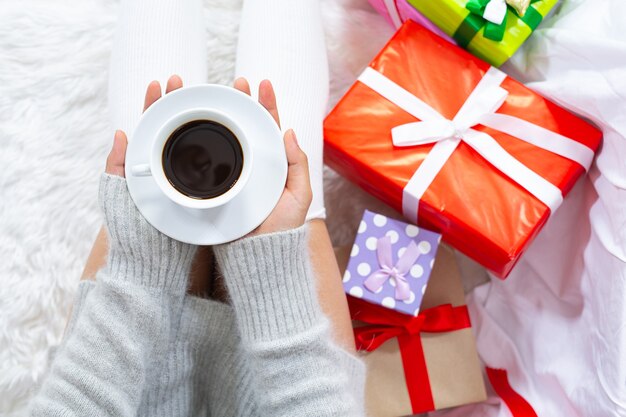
top-left (1, 0), bottom-right (625, 416)
top-left (430, 1), bottom-right (626, 416)
top-left (236, 0), bottom-right (329, 221)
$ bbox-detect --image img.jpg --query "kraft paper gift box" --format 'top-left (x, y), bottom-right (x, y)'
top-left (343, 210), bottom-right (442, 316)
top-left (343, 245), bottom-right (487, 415)
top-left (324, 20), bottom-right (602, 278)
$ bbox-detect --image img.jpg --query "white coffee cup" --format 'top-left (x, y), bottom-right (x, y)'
top-left (129, 108), bottom-right (253, 210)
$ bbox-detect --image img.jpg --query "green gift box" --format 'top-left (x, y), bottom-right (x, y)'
top-left (406, 0), bottom-right (557, 66)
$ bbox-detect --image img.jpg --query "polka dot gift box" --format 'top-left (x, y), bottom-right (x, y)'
top-left (343, 210), bottom-right (441, 316)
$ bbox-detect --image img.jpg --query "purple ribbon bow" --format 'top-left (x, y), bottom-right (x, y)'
top-left (364, 236), bottom-right (421, 301)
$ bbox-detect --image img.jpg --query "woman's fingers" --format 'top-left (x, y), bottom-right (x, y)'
top-left (105, 130), bottom-right (128, 177)
top-left (166, 75), bottom-right (183, 94)
top-left (143, 80), bottom-right (162, 112)
top-left (109, 76), bottom-right (179, 177)
top-left (234, 77), bottom-right (251, 96)
top-left (143, 75), bottom-right (183, 112)
top-left (284, 129), bottom-right (312, 207)
top-left (234, 78), bottom-right (280, 127)
top-left (259, 79), bottom-right (281, 128)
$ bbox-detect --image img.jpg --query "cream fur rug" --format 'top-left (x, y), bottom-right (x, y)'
top-left (0, 0), bottom-right (395, 414)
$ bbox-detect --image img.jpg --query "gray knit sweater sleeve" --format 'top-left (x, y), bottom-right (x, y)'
top-left (28, 174), bottom-right (196, 416)
top-left (214, 227), bottom-right (367, 417)
top-left (30, 173), bottom-right (366, 416)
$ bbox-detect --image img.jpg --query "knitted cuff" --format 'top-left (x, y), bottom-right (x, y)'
top-left (99, 173), bottom-right (196, 292)
top-left (214, 225), bottom-right (323, 342)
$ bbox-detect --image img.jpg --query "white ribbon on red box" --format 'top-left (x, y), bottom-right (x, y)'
top-left (358, 66), bottom-right (595, 223)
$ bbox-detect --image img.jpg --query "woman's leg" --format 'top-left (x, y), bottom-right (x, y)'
top-left (82, 0), bottom-right (209, 288)
top-left (108, 0), bottom-right (207, 135)
top-left (236, 0), bottom-right (355, 350)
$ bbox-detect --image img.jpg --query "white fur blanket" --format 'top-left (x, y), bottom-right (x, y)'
top-left (1, 0), bottom-right (625, 416)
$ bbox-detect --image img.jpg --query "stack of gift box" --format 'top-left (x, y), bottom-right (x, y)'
top-left (325, 1), bottom-right (602, 415)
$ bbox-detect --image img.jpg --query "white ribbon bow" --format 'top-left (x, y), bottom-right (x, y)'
top-left (483, 0), bottom-right (508, 25)
top-left (358, 66), bottom-right (595, 223)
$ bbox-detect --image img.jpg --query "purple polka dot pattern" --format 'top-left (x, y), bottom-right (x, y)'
top-left (344, 210), bottom-right (442, 316)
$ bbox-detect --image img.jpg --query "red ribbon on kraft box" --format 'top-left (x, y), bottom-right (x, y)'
top-left (349, 296), bottom-right (472, 413)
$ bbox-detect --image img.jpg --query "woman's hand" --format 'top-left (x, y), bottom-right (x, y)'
top-left (105, 75), bottom-right (311, 237)
top-left (105, 76), bottom-right (184, 176)
top-left (99, 75), bottom-right (197, 293)
top-left (233, 78), bottom-right (312, 236)
top-left (82, 76), bottom-right (187, 281)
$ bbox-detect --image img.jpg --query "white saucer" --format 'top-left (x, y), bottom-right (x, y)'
top-left (125, 84), bottom-right (287, 245)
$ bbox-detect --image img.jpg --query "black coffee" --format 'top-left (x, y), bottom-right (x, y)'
top-left (162, 120), bottom-right (244, 199)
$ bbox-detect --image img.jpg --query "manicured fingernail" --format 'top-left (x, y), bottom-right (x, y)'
top-left (113, 130), bottom-right (126, 150)
top-left (287, 129), bottom-right (298, 146)
top-left (112, 130), bottom-right (120, 148)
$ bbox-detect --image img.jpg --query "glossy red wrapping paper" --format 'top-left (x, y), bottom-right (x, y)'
top-left (323, 21), bottom-right (602, 277)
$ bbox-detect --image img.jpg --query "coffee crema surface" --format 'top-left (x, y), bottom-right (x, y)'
top-left (162, 120), bottom-right (244, 199)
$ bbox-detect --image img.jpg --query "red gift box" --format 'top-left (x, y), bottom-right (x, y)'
top-left (324, 21), bottom-right (602, 277)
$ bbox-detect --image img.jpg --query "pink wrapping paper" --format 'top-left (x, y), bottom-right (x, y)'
top-left (368, 0), bottom-right (454, 43)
